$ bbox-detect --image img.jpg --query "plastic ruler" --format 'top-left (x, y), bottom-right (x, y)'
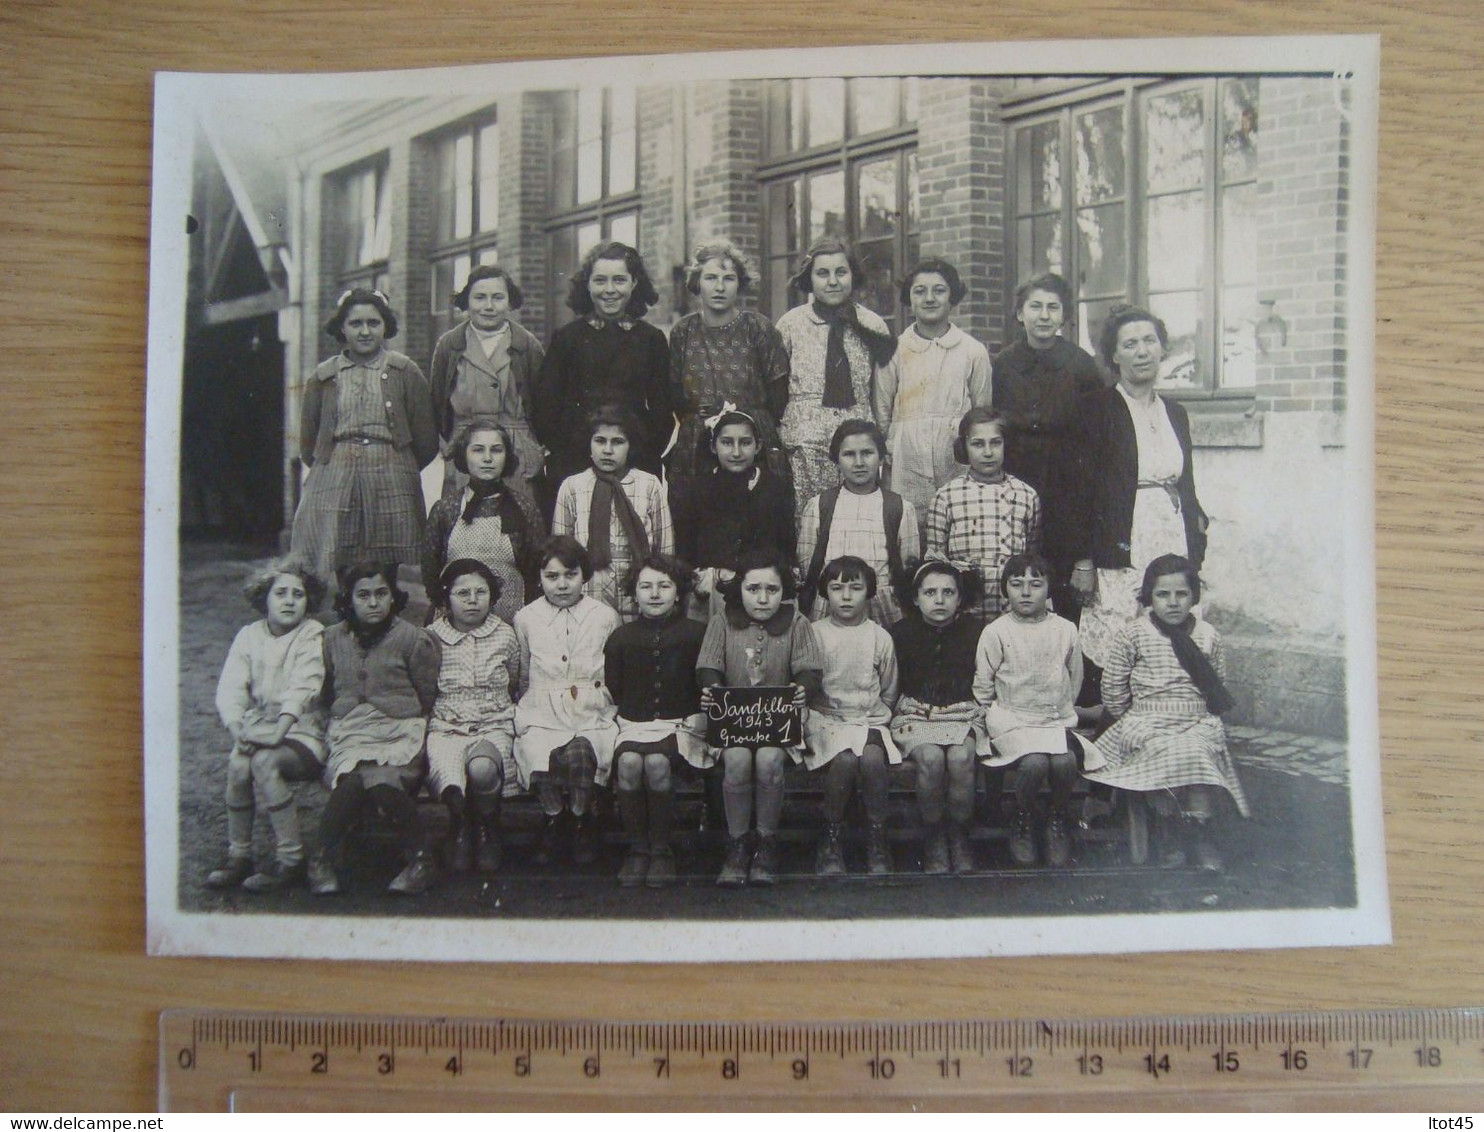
top-left (160, 1007), bottom-right (1484, 1110)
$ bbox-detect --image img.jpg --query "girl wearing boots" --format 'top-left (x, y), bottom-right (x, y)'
top-left (973, 553), bottom-right (1105, 868)
top-left (889, 561), bottom-right (985, 875)
top-left (308, 563), bottom-right (441, 896)
top-left (1084, 555), bottom-right (1248, 870)
top-left (803, 556), bottom-right (901, 877)
top-left (512, 535), bottom-right (621, 866)
top-left (206, 557), bottom-right (328, 893)
top-left (697, 549), bottom-right (822, 887)
top-left (426, 559), bottom-right (520, 876)
top-left (603, 555), bottom-right (708, 888)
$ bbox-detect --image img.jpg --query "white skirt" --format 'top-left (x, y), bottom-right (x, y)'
top-left (615, 714), bottom-right (711, 770)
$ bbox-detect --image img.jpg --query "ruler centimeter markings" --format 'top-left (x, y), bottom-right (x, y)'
top-left (161, 1008), bottom-right (1484, 1110)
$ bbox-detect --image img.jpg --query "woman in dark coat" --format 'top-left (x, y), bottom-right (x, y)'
top-left (991, 272), bottom-right (1104, 618)
top-left (533, 241), bottom-right (675, 500)
top-left (1070, 305), bottom-right (1208, 680)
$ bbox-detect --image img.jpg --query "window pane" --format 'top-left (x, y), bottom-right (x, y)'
top-left (855, 239), bottom-right (898, 329)
top-left (1221, 284), bottom-right (1258, 389)
top-left (430, 257), bottom-right (455, 315)
top-left (452, 253), bottom-right (472, 296)
top-left (549, 225), bottom-right (577, 328)
top-left (1016, 120), bottom-right (1062, 212)
top-left (852, 77), bottom-right (899, 136)
top-left (609, 85), bottom-right (637, 195)
top-left (767, 178), bottom-right (800, 256)
top-left (1078, 298), bottom-right (1119, 359)
top-left (449, 133), bottom-right (472, 240)
top-left (1075, 202), bottom-right (1125, 298)
top-left (1145, 191), bottom-right (1205, 292)
top-left (1144, 88), bottom-right (1205, 194)
top-left (608, 212), bottom-right (637, 249)
top-left (808, 167), bottom-right (846, 242)
top-left (1221, 77), bottom-right (1259, 183)
top-left (576, 87), bottom-right (603, 203)
top-left (477, 122), bottom-right (499, 233)
top-left (768, 254), bottom-right (796, 317)
top-left (1017, 213), bottom-right (1064, 281)
top-left (1074, 105), bottom-right (1124, 205)
top-left (857, 157), bottom-right (898, 241)
top-left (371, 172), bottom-right (391, 261)
top-left (765, 80), bottom-right (794, 156)
top-left (1147, 291), bottom-right (1202, 390)
top-left (577, 221), bottom-right (601, 259)
top-left (1221, 181), bottom-right (1257, 287)
top-left (806, 78), bottom-right (845, 147)
top-left (477, 245), bottom-right (500, 266)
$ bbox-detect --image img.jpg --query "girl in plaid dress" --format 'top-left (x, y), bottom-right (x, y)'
top-left (1084, 555), bottom-right (1248, 871)
top-left (426, 559), bottom-right (521, 876)
top-left (291, 289), bottom-right (439, 579)
top-left (926, 407), bottom-right (1042, 620)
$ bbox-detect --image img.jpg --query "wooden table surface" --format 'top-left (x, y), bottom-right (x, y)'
top-left (2, 0), bottom-right (1481, 1111)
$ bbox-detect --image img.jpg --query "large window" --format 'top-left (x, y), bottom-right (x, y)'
top-left (1009, 77), bottom-right (1259, 395)
top-left (760, 78), bottom-right (919, 333)
top-left (331, 158), bottom-right (391, 294)
top-left (546, 85), bottom-right (640, 328)
top-left (427, 116), bottom-right (500, 334)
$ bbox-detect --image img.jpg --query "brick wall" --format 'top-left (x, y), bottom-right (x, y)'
top-left (502, 92), bottom-right (552, 341)
top-left (1252, 76), bottom-right (1348, 414)
top-left (685, 81), bottom-right (765, 313)
top-left (914, 78), bottom-right (1007, 350)
top-left (637, 84), bottom-right (680, 328)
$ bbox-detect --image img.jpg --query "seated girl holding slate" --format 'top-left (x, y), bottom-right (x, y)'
top-left (697, 548), bottom-right (822, 888)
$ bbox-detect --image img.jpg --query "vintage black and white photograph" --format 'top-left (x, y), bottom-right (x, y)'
top-left (143, 37), bottom-right (1387, 961)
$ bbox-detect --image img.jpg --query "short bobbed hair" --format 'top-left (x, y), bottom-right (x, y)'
top-left (1013, 272), bottom-right (1074, 318)
top-left (818, 554), bottom-right (878, 600)
top-left (449, 417), bottom-right (518, 477)
top-left (897, 558), bottom-right (983, 614)
top-left (439, 557), bottom-right (504, 606)
top-left (1097, 304), bottom-right (1170, 372)
top-left (952, 406), bottom-right (1007, 464)
top-left (723, 548), bottom-right (797, 612)
top-left (1138, 553), bottom-right (1202, 606)
top-left (900, 258), bottom-right (967, 306)
top-left (243, 556), bottom-right (326, 616)
top-left (587, 402), bottom-right (645, 451)
top-left (998, 552), bottom-right (1054, 597)
top-left (333, 561), bottom-right (410, 623)
top-left (827, 418), bottom-right (886, 463)
top-left (325, 288), bottom-right (399, 342)
top-left (452, 265), bottom-right (524, 312)
top-left (685, 241), bottom-right (754, 295)
top-left (567, 241), bottom-right (660, 319)
top-left (536, 535), bottom-right (595, 583)
top-left (788, 236), bottom-right (864, 297)
top-left (624, 553), bottom-right (694, 602)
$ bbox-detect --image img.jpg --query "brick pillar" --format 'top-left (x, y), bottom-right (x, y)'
top-left (500, 91), bottom-right (553, 342)
top-left (396, 136), bottom-right (432, 369)
top-left (685, 80), bottom-right (765, 311)
top-left (1253, 76), bottom-right (1348, 415)
top-left (637, 84), bottom-right (680, 328)
top-left (914, 78), bottom-right (1007, 350)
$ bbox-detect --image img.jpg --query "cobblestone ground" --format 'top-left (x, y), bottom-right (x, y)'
top-left (172, 541), bottom-right (1358, 925)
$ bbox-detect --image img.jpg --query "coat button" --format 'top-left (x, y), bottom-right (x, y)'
top-left (561, 655), bottom-right (568, 662)
top-left (385, 400), bottom-right (393, 409)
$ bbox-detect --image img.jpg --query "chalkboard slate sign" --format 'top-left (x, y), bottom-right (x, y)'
top-left (704, 686), bottom-right (802, 749)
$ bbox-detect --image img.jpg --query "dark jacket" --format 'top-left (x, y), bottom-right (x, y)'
top-left (533, 317), bottom-right (675, 482)
top-left (603, 611), bottom-right (707, 722)
top-left (427, 318), bottom-right (545, 442)
top-left (300, 350), bottom-right (439, 470)
top-left (1072, 387), bottom-right (1207, 570)
top-left (670, 466), bottom-right (796, 575)
top-left (889, 610), bottom-right (985, 707)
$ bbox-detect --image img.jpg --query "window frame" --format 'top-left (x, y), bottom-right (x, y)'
top-left (757, 78), bottom-right (920, 333)
top-left (425, 113), bottom-right (501, 325)
top-left (1004, 77), bottom-right (1259, 400)
top-left (328, 154), bottom-right (391, 296)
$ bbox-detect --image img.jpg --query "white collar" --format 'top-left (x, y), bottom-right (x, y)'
top-left (901, 323), bottom-right (963, 352)
top-left (428, 615), bottom-right (505, 645)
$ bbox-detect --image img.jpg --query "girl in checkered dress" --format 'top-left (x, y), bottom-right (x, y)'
top-left (1084, 555), bottom-right (1248, 871)
top-left (426, 559), bottom-right (521, 876)
top-left (926, 408), bottom-right (1042, 620)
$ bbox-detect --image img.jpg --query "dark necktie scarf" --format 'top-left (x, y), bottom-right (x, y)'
top-left (1150, 613), bottom-right (1235, 715)
top-left (812, 299), bottom-right (898, 410)
top-left (587, 470), bottom-right (649, 572)
top-left (460, 478), bottom-right (505, 525)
